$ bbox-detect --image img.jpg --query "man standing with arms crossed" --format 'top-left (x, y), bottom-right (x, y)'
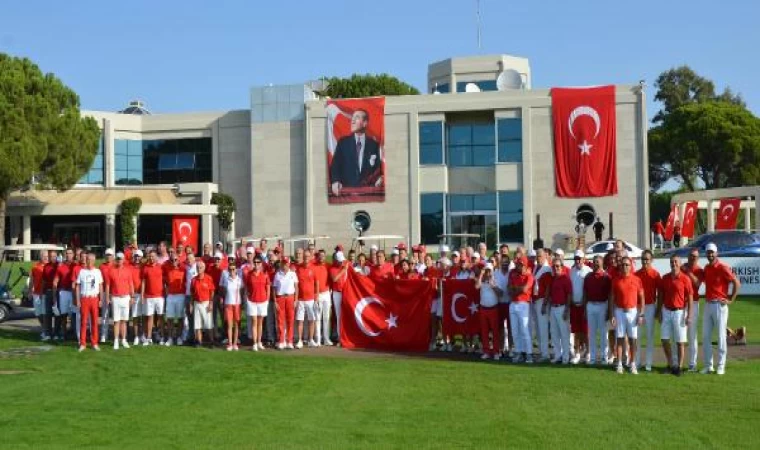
top-left (106, 253), bottom-right (135, 350)
top-left (312, 249), bottom-right (332, 346)
top-left (701, 243), bottom-right (740, 375)
top-left (583, 255), bottom-right (612, 365)
top-left (569, 250), bottom-right (591, 364)
top-left (635, 250), bottom-right (661, 372)
top-left (609, 256), bottom-right (645, 374)
top-left (75, 252), bottom-right (103, 352)
top-left (681, 248), bottom-right (704, 372)
top-left (273, 259), bottom-right (298, 350)
top-left (656, 255), bottom-right (693, 376)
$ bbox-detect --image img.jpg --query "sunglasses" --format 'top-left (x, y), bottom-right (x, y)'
top-left (553, 265), bottom-right (563, 269)
top-left (622, 263), bottom-right (631, 267)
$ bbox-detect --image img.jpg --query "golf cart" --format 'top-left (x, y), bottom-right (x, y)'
top-left (0, 244), bottom-right (64, 323)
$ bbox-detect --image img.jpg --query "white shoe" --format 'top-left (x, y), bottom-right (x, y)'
top-left (42, 334), bottom-right (51, 342)
top-left (143, 339), bottom-right (152, 347)
top-left (308, 340), bottom-right (317, 348)
top-left (176, 338), bottom-right (184, 346)
top-left (688, 365), bottom-right (697, 373)
top-left (100, 336), bottom-right (106, 343)
top-left (113, 342), bottom-right (119, 350)
top-left (571, 354), bottom-right (581, 365)
top-left (630, 365), bottom-right (639, 375)
top-left (324, 340), bottom-right (333, 346)
top-left (276, 343), bottom-right (285, 350)
top-left (133, 337), bottom-right (140, 346)
top-left (286, 343), bottom-right (295, 350)
top-left (78, 345), bottom-right (86, 352)
top-left (93, 345), bottom-right (101, 351)
top-left (251, 345), bottom-right (259, 352)
top-left (525, 357), bottom-right (534, 364)
top-left (616, 364), bottom-right (624, 374)
top-left (121, 340), bottom-right (130, 349)
top-left (258, 343), bottom-right (266, 351)
top-left (158, 338), bottom-right (165, 346)
top-left (226, 345), bottom-right (233, 351)
top-left (295, 341), bottom-right (303, 349)
top-left (314, 340), bottom-right (321, 348)
top-left (233, 345), bottom-right (239, 351)
top-left (481, 353), bottom-right (490, 360)
top-left (700, 367), bottom-right (714, 375)
top-left (493, 354), bottom-right (501, 361)
top-left (717, 367), bottom-right (725, 375)
top-left (165, 338), bottom-right (173, 347)
top-left (645, 365), bottom-right (652, 372)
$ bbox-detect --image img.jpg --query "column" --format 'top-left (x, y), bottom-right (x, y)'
top-left (202, 214), bottom-right (213, 250)
top-left (22, 215), bottom-right (31, 261)
top-left (706, 200), bottom-right (715, 232)
top-left (9, 216), bottom-right (20, 245)
top-left (105, 214), bottom-right (116, 250)
top-left (745, 198), bottom-right (752, 232)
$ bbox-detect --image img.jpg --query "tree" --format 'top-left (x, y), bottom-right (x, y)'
top-left (649, 102), bottom-right (760, 191)
top-left (316, 74), bottom-right (419, 98)
top-left (0, 54), bottom-right (100, 245)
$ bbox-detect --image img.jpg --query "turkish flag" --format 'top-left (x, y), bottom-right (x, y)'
top-left (172, 216), bottom-right (199, 253)
top-left (442, 279), bottom-right (480, 337)
top-left (340, 270), bottom-right (433, 352)
top-left (664, 204), bottom-right (678, 241)
top-left (551, 86), bottom-right (617, 197)
top-left (716, 198), bottom-right (741, 230)
top-left (681, 201), bottom-right (699, 238)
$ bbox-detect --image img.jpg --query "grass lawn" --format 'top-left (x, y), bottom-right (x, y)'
top-left (2, 300), bottom-right (760, 448)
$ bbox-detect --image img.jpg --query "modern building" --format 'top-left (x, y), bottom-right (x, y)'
top-left (6, 54), bottom-right (649, 259)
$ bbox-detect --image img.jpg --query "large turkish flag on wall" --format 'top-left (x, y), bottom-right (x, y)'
top-left (340, 270), bottom-right (433, 352)
top-left (442, 279), bottom-right (480, 337)
top-left (551, 85), bottom-right (617, 197)
top-left (172, 216), bottom-right (199, 253)
top-left (681, 201), bottom-right (699, 238)
top-left (716, 198), bottom-right (741, 230)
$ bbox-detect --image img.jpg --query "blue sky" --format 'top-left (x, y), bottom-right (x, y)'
top-left (1, 0), bottom-right (757, 120)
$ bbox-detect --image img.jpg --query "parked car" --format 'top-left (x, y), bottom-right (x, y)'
top-left (585, 240), bottom-right (644, 259)
top-left (665, 231), bottom-right (760, 258)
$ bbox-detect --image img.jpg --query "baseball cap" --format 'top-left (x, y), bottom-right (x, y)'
top-left (574, 250), bottom-right (585, 258)
top-left (554, 248), bottom-right (565, 256)
top-left (412, 245), bottom-right (420, 253)
top-left (391, 248), bottom-right (400, 256)
top-left (246, 247), bottom-right (254, 254)
top-left (115, 252), bottom-right (125, 260)
top-left (471, 252), bottom-right (481, 259)
top-left (527, 249), bottom-right (537, 257)
top-left (214, 252), bottom-right (224, 260)
top-left (517, 256), bottom-right (528, 266)
top-left (484, 263), bottom-right (494, 271)
top-left (605, 243), bottom-right (614, 251)
top-left (105, 248), bottom-right (115, 256)
top-left (452, 251), bottom-right (460, 257)
top-left (397, 242), bottom-right (407, 250)
top-left (370, 244), bottom-right (378, 251)
top-left (335, 244), bottom-right (344, 252)
top-left (705, 243), bottom-right (718, 252)
top-left (281, 257), bottom-right (291, 265)
top-left (335, 251), bottom-right (345, 262)
top-left (440, 257), bottom-right (451, 267)
top-left (440, 245), bottom-right (450, 253)
top-left (134, 250), bottom-right (144, 257)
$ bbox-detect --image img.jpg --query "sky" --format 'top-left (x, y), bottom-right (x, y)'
top-left (1, 0), bottom-right (757, 120)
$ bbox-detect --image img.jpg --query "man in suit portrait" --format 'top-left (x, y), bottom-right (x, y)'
top-left (330, 109), bottom-right (382, 197)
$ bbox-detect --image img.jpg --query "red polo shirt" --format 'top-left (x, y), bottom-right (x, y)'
top-left (43, 262), bottom-right (58, 291)
top-left (549, 274), bottom-right (572, 306)
top-left (328, 263), bottom-right (348, 292)
top-left (661, 271), bottom-right (693, 310)
top-left (704, 261), bottom-right (736, 301)
top-left (583, 270), bottom-right (611, 302)
top-left (295, 265), bottom-right (316, 300)
top-left (682, 264), bottom-right (704, 301)
top-left (141, 263), bottom-right (164, 298)
top-left (508, 270), bottom-right (534, 303)
top-left (129, 264), bottom-right (142, 291)
top-left (165, 266), bottom-right (187, 295)
top-left (245, 271), bottom-right (270, 303)
top-left (612, 274), bottom-right (643, 309)
top-left (311, 261), bottom-right (330, 294)
top-left (107, 265), bottom-right (133, 296)
top-left (55, 261), bottom-right (76, 291)
top-left (635, 267), bottom-right (661, 305)
top-left (31, 262), bottom-right (46, 295)
top-left (191, 274), bottom-right (215, 302)
top-left (369, 262), bottom-right (394, 282)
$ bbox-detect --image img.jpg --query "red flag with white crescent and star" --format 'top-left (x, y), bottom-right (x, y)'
top-left (551, 85), bottom-right (617, 197)
top-left (340, 270), bottom-right (433, 352)
top-left (681, 201), bottom-right (699, 238)
top-left (442, 279), bottom-right (481, 337)
top-left (172, 216), bottom-right (199, 253)
top-left (664, 204), bottom-right (678, 241)
top-left (716, 198), bottom-right (741, 230)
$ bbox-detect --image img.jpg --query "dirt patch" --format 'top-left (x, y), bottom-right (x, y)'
top-left (0, 370), bottom-right (30, 375)
top-left (0, 346), bottom-right (53, 358)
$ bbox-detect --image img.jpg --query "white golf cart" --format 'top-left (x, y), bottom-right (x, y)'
top-left (0, 244), bottom-right (65, 322)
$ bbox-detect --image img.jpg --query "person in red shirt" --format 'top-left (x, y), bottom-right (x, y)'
top-left (508, 256), bottom-right (534, 363)
top-left (329, 251), bottom-right (349, 341)
top-left (312, 249), bottom-right (332, 346)
top-left (106, 253), bottom-right (135, 350)
top-left (424, 254), bottom-right (443, 351)
top-left (609, 256), bottom-right (645, 374)
top-left (200, 243), bottom-right (214, 267)
top-left (191, 261), bottom-right (215, 347)
top-left (140, 250), bottom-right (165, 346)
top-left (165, 255), bottom-right (188, 346)
top-left (583, 255), bottom-right (612, 365)
top-left (673, 221), bottom-right (682, 248)
top-left (176, 243), bottom-right (187, 264)
top-left (656, 254), bottom-right (694, 376)
top-left (635, 250), bottom-right (661, 372)
top-left (52, 248), bottom-right (76, 341)
top-left (244, 255), bottom-right (271, 351)
top-left (652, 220), bottom-right (665, 250)
top-left (543, 257), bottom-right (572, 364)
top-left (396, 259), bottom-right (420, 280)
top-left (99, 249), bottom-right (115, 343)
top-left (31, 252), bottom-right (49, 340)
top-left (701, 243), bottom-right (740, 375)
top-left (294, 250), bottom-right (318, 348)
top-left (128, 250), bottom-right (145, 345)
top-left (681, 248), bottom-right (704, 371)
top-left (369, 250), bottom-right (394, 282)
top-left (206, 253), bottom-right (225, 342)
top-left (42, 249), bottom-right (59, 340)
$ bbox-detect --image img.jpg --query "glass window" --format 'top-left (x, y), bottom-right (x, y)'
top-left (456, 80), bottom-right (498, 92)
top-left (79, 135), bottom-right (105, 185)
top-left (497, 118), bottom-right (522, 163)
top-left (447, 123), bottom-right (495, 167)
top-left (433, 83), bottom-right (449, 94)
top-left (473, 193), bottom-right (497, 211)
top-left (499, 191), bottom-right (524, 243)
top-left (420, 193), bottom-right (444, 245)
top-left (143, 137), bottom-right (212, 184)
top-left (448, 195), bottom-right (472, 213)
top-left (448, 124), bottom-right (472, 146)
top-left (419, 122), bottom-right (443, 165)
top-left (114, 139), bottom-right (143, 186)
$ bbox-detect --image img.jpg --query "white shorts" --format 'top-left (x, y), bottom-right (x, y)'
top-left (145, 297), bottom-right (165, 316)
top-left (317, 291), bottom-right (331, 304)
top-left (194, 302), bottom-right (213, 330)
top-left (431, 298), bottom-right (442, 317)
top-left (661, 308), bottom-right (687, 343)
top-left (615, 308), bottom-right (638, 339)
top-left (166, 294), bottom-right (185, 319)
top-left (246, 300), bottom-right (269, 317)
top-left (112, 295), bottom-right (130, 322)
top-left (131, 295), bottom-right (144, 318)
top-left (296, 300), bottom-right (316, 321)
top-left (58, 290), bottom-right (73, 315)
top-left (33, 294), bottom-right (45, 316)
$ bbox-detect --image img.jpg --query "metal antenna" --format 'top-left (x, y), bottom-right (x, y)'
top-left (476, 0), bottom-right (482, 50)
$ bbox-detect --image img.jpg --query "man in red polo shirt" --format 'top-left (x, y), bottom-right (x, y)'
top-left (701, 243), bottom-right (740, 375)
top-left (635, 249), bottom-right (661, 372)
top-left (191, 261), bottom-right (215, 347)
top-left (165, 254), bottom-right (187, 346)
top-left (657, 254), bottom-right (693, 376)
top-left (329, 251), bottom-right (349, 342)
top-left (53, 248), bottom-right (76, 341)
top-left (369, 250), bottom-right (394, 282)
top-left (42, 250), bottom-right (59, 340)
top-left (106, 252), bottom-right (135, 350)
top-left (544, 257), bottom-right (572, 364)
top-left (583, 255), bottom-right (612, 365)
top-left (508, 256), bottom-right (534, 363)
top-left (99, 249), bottom-right (115, 343)
top-left (294, 250), bottom-right (318, 348)
top-left (31, 252), bottom-right (49, 341)
top-left (141, 250), bottom-right (165, 346)
top-left (610, 256), bottom-right (645, 374)
top-left (681, 248), bottom-right (704, 372)
top-left (312, 249), bottom-right (332, 346)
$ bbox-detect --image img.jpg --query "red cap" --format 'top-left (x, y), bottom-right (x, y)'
top-left (412, 245), bottom-right (420, 253)
top-left (255, 248), bottom-right (262, 254)
top-left (397, 242), bottom-right (407, 250)
top-left (418, 245), bottom-right (426, 253)
top-left (281, 257), bottom-right (290, 264)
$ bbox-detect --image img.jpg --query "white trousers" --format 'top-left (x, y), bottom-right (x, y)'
top-left (99, 296), bottom-right (109, 341)
top-left (687, 302), bottom-right (700, 368)
top-left (586, 302), bottom-right (608, 363)
top-left (332, 291), bottom-right (342, 338)
top-left (314, 291), bottom-right (332, 343)
top-left (509, 302), bottom-right (531, 355)
top-left (532, 299), bottom-right (550, 358)
top-left (549, 305), bottom-right (571, 362)
top-left (703, 301), bottom-right (729, 370)
top-left (636, 304), bottom-right (656, 367)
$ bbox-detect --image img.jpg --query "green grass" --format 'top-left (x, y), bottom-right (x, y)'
top-left (2, 300), bottom-right (760, 448)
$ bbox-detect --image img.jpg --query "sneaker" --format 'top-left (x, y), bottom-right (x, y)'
top-left (700, 367), bottom-right (714, 375)
top-left (571, 354), bottom-right (581, 365)
top-left (313, 340), bottom-right (321, 348)
top-left (513, 354), bottom-right (524, 364)
top-left (143, 339), bottom-right (152, 347)
top-left (525, 357), bottom-right (534, 364)
top-left (158, 338), bottom-right (165, 346)
top-left (100, 336), bottom-right (106, 343)
top-left (113, 342), bottom-right (120, 351)
top-left (717, 367), bottom-right (725, 375)
top-left (480, 353), bottom-right (490, 360)
top-left (324, 340), bottom-right (333, 346)
top-left (688, 365), bottom-right (697, 373)
top-left (276, 343), bottom-right (285, 350)
top-left (165, 338), bottom-right (173, 347)
top-left (494, 354), bottom-right (501, 361)
top-left (295, 341), bottom-right (303, 349)
top-left (133, 337), bottom-right (140, 346)
top-left (258, 343), bottom-right (266, 351)
top-left (121, 340), bottom-right (130, 349)
top-left (308, 340), bottom-right (317, 348)
top-left (226, 345), bottom-right (233, 351)
top-left (645, 365), bottom-right (652, 372)
top-left (176, 338), bottom-right (184, 346)
top-left (673, 367), bottom-right (682, 377)
top-left (616, 364), bottom-right (624, 374)
top-left (222, 338), bottom-right (229, 345)
top-left (233, 345), bottom-right (239, 351)
top-left (93, 345), bottom-right (101, 351)
top-left (630, 365), bottom-right (639, 375)
top-left (286, 343), bottom-right (295, 350)
top-left (78, 345), bottom-right (86, 352)
top-left (251, 345), bottom-right (259, 352)
top-left (42, 334), bottom-right (51, 342)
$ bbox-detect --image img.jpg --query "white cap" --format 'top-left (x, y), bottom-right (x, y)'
top-left (606, 243), bottom-right (614, 251)
top-left (439, 257), bottom-right (451, 267)
top-left (527, 249), bottom-right (536, 257)
top-left (335, 251), bottom-right (345, 262)
top-left (215, 241), bottom-right (223, 247)
top-left (370, 245), bottom-right (378, 251)
top-left (574, 250), bottom-right (585, 258)
top-left (484, 263), bottom-right (494, 271)
top-left (115, 252), bottom-right (125, 259)
top-left (105, 248), bottom-right (114, 256)
top-left (246, 247), bottom-right (254, 254)
top-left (554, 248), bottom-right (565, 256)
top-left (391, 248), bottom-right (400, 256)
top-left (134, 250), bottom-right (144, 257)
top-left (441, 245), bottom-right (450, 253)
top-left (705, 243), bottom-right (718, 252)
top-left (214, 252), bottom-right (224, 259)
top-left (452, 251), bottom-right (460, 257)
top-left (472, 252), bottom-right (481, 259)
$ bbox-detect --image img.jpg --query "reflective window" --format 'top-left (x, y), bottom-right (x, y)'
top-left (456, 80), bottom-right (498, 92)
top-left (447, 123), bottom-right (495, 167)
top-left (420, 193), bottom-right (444, 245)
top-left (433, 83), bottom-right (450, 94)
top-left (79, 135), bottom-right (104, 185)
top-left (114, 139), bottom-right (144, 185)
top-left (143, 138), bottom-right (212, 184)
top-left (498, 118), bottom-right (522, 162)
top-left (419, 122), bottom-right (444, 165)
top-left (499, 190), bottom-right (524, 243)
top-left (448, 193), bottom-right (497, 212)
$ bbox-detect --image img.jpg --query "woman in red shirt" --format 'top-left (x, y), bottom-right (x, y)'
top-left (244, 255), bottom-right (271, 351)
top-left (396, 260), bottom-right (419, 280)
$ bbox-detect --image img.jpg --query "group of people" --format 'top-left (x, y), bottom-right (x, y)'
top-left (29, 237), bottom-right (740, 375)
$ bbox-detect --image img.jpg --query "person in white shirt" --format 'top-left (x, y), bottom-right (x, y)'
top-left (273, 260), bottom-right (298, 350)
top-left (220, 258), bottom-right (244, 351)
top-left (75, 253), bottom-right (104, 352)
top-left (569, 250), bottom-right (592, 364)
top-left (183, 253), bottom-right (198, 342)
top-left (493, 256), bottom-right (512, 357)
